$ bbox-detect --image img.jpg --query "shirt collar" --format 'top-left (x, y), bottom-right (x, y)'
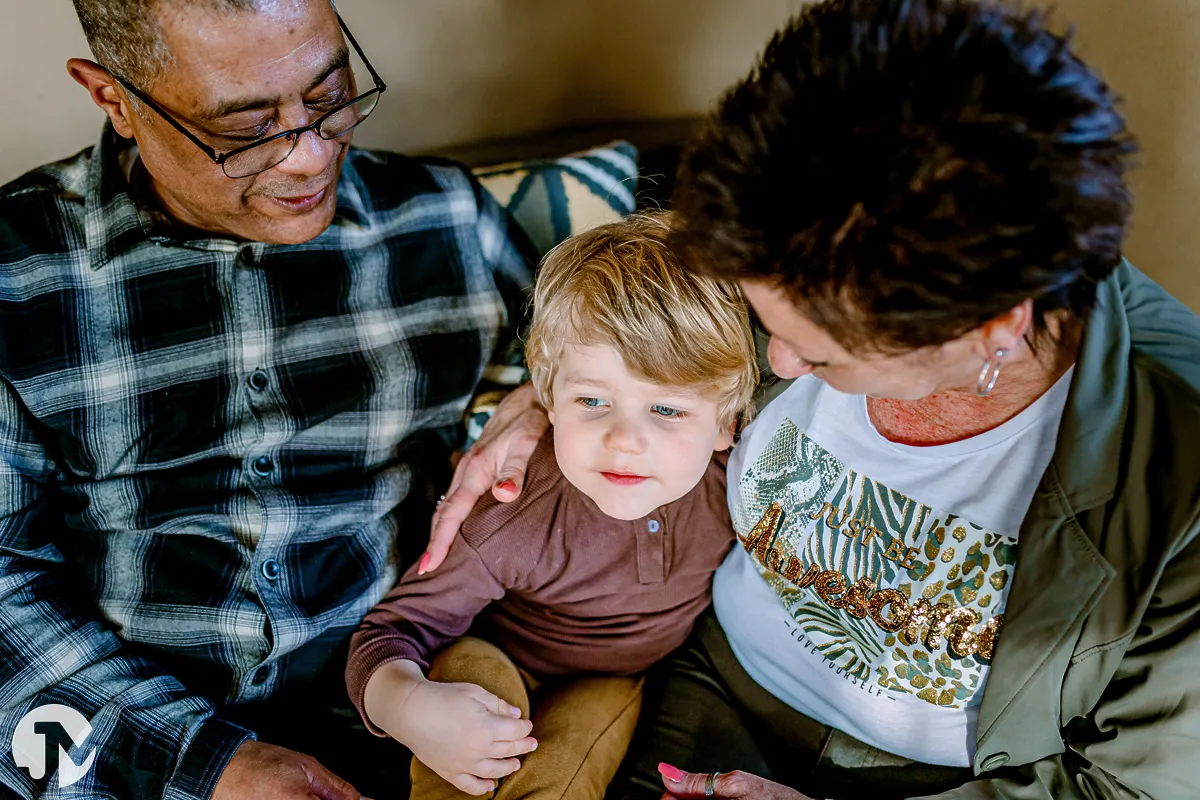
top-left (1049, 261), bottom-right (1132, 511)
top-left (83, 122), bottom-right (371, 270)
top-left (83, 124), bottom-right (161, 270)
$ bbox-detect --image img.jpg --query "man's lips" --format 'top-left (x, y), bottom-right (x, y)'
top-left (266, 186), bottom-right (328, 213)
top-left (601, 471), bottom-right (648, 486)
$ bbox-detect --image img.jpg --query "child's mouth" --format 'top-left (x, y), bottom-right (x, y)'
top-left (601, 471), bottom-right (648, 486)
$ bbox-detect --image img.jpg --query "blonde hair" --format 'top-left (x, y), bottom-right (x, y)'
top-left (526, 212), bottom-right (758, 427)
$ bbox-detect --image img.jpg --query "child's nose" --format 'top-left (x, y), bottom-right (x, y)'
top-left (603, 417), bottom-right (647, 455)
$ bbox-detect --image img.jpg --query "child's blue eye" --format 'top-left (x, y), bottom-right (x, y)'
top-left (652, 404), bottom-right (685, 418)
top-left (577, 397), bottom-right (608, 409)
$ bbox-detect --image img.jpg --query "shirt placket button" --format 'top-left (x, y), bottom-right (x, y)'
top-left (251, 456), bottom-right (274, 478)
top-left (261, 559), bottom-right (281, 581)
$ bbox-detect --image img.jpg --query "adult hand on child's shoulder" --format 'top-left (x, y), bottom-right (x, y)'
top-left (211, 740), bottom-right (368, 800)
top-left (657, 764), bottom-right (815, 800)
top-left (423, 382), bottom-right (549, 574)
top-left (366, 660), bottom-right (538, 795)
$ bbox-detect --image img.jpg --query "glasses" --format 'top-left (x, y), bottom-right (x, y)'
top-left (113, 14), bottom-right (386, 179)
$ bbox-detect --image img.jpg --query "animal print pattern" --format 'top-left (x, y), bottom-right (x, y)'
top-left (735, 421), bottom-right (1017, 708)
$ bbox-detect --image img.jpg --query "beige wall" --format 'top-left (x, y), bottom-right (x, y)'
top-left (1046, 0), bottom-right (1200, 312)
top-left (4, 0), bottom-right (1196, 310)
top-left (5, 0), bottom-right (798, 176)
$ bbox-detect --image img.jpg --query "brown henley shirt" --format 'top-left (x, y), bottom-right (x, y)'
top-left (345, 430), bottom-right (734, 725)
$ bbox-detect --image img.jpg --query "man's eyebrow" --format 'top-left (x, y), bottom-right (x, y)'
top-left (198, 45), bottom-right (351, 120)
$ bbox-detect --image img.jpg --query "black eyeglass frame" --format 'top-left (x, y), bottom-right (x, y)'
top-left (112, 14), bottom-right (387, 178)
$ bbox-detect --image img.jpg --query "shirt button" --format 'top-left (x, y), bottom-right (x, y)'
top-left (647, 519), bottom-right (661, 533)
top-left (980, 752), bottom-right (1011, 771)
top-left (251, 666), bottom-right (271, 685)
top-left (251, 456), bottom-right (274, 477)
top-left (247, 370), bottom-right (269, 392)
top-left (261, 559), bottom-right (281, 581)
top-left (239, 246), bottom-right (255, 266)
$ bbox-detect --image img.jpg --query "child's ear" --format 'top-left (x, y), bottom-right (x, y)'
top-left (547, 408), bottom-right (555, 426)
top-left (714, 424), bottom-right (735, 452)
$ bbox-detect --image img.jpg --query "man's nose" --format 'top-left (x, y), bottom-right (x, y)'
top-left (603, 414), bottom-right (648, 455)
top-left (273, 128), bottom-right (337, 178)
top-left (767, 336), bottom-right (814, 379)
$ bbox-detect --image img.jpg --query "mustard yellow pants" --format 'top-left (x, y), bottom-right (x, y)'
top-left (409, 637), bottom-right (644, 800)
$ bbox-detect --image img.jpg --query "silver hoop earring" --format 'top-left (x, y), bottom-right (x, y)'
top-left (976, 349), bottom-right (1008, 397)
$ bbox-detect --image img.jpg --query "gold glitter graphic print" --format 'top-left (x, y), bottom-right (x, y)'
top-left (735, 421), bottom-right (1016, 709)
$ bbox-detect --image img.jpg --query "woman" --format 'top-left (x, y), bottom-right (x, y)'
top-left (424, 1), bottom-right (1200, 798)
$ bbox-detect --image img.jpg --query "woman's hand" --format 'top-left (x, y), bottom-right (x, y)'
top-left (422, 383), bottom-right (549, 573)
top-left (657, 763), bottom-right (815, 799)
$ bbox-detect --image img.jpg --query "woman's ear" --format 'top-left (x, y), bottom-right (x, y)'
top-left (67, 58), bottom-right (138, 139)
top-left (975, 298), bottom-right (1035, 360)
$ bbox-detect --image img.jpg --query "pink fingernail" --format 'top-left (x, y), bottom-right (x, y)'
top-left (658, 763), bottom-right (685, 782)
top-left (510, 706), bottom-right (521, 717)
top-left (496, 480), bottom-right (517, 493)
top-left (417, 553), bottom-right (431, 575)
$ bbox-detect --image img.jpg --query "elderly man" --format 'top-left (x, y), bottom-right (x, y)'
top-left (0, 1), bottom-right (539, 798)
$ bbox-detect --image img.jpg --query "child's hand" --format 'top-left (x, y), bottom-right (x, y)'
top-left (398, 679), bottom-right (536, 793)
top-left (364, 660), bottom-right (537, 795)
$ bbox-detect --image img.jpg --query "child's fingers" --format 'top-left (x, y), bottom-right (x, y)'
top-left (466, 684), bottom-right (525, 720)
top-left (486, 736), bottom-right (538, 758)
top-left (449, 773), bottom-right (496, 796)
top-left (471, 757), bottom-right (523, 779)
top-left (488, 715), bottom-right (535, 742)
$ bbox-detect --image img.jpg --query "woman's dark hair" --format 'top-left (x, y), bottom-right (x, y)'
top-left (671, 0), bottom-right (1136, 352)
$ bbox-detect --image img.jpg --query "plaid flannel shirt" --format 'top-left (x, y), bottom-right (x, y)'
top-left (0, 126), bottom-right (534, 799)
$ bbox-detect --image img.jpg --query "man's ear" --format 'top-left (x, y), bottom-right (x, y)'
top-left (67, 58), bottom-right (137, 139)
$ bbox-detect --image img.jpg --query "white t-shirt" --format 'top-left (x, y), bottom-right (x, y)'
top-left (714, 370), bottom-right (1072, 767)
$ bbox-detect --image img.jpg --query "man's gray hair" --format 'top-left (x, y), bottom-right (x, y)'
top-left (73, 0), bottom-right (321, 88)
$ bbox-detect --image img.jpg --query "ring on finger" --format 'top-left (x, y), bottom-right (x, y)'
top-left (705, 771), bottom-right (720, 797)
top-left (436, 494), bottom-right (446, 507)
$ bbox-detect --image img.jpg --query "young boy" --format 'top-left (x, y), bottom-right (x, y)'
top-left (345, 213), bottom-right (758, 799)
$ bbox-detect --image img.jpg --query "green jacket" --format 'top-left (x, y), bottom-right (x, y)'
top-left (955, 261), bottom-right (1200, 800)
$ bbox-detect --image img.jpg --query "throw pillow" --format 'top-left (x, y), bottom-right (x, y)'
top-left (473, 140), bottom-right (639, 258)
